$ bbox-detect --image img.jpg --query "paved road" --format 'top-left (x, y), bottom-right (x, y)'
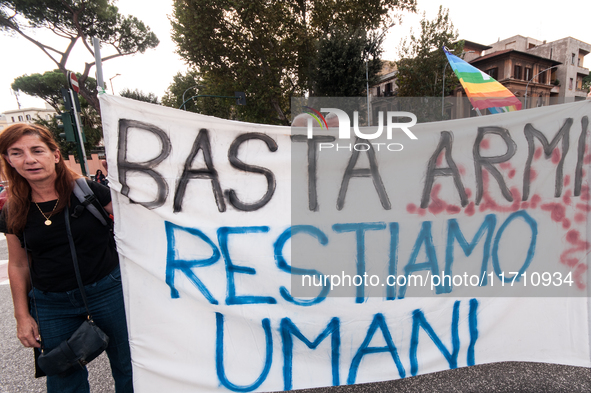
top-left (1, 232), bottom-right (590, 392)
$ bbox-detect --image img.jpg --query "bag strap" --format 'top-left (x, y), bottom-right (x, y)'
top-left (71, 178), bottom-right (112, 229)
top-left (64, 205), bottom-right (93, 320)
top-left (24, 233), bottom-right (44, 352)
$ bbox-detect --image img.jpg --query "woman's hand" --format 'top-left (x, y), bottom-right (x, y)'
top-left (15, 313), bottom-right (41, 348)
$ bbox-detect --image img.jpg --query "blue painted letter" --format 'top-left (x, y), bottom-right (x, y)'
top-left (215, 313), bottom-right (273, 392)
top-left (332, 222), bottom-right (387, 303)
top-left (274, 225), bottom-right (329, 306)
top-left (218, 226), bottom-right (276, 305)
top-left (410, 301), bottom-right (460, 376)
top-left (281, 317), bottom-right (340, 389)
top-left (165, 221), bottom-right (219, 303)
top-left (347, 313), bottom-right (405, 384)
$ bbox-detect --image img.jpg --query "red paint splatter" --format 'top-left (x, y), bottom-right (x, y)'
top-left (428, 184), bottom-right (446, 214)
top-left (477, 169), bottom-right (521, 213)
top-left (563, 189), bottom-right (572, 205)
top-left (541, 203), bottom-right (566, 222)
top-left (465, 188), bottom-right (472, 198)
top-left (562, 218), bottom-right (571, 229)
top-left (575, 213), bottom-right (586, 223)
top-left (574, 264), bottom-right (588, 290)
top-left (560, 231), bottom-right (590, 268)
top-left (406, 203), bottom-right (417, 213)
top-left (530, 195), bottom-right (541, 208)
top-left (499, 162), bottom-right (511, 170)
top-left (560, 229), bottom-right (590, 272)
top-left (530, 169), bottom-right (537, 181)
top-left (576, 203), bottom-right (591, 212)
top-left (584, 154), bottom-right (591, 165)
top-left (458, 165), bottom-right (466, 175)
top-left (521, 202), bottom-right (530, 209)
top-left (446, 205), bottom-right (461, 214)
top-left (508, 169), bottom-right (516, 179)
top-left (534, 147), bottom-right (542, 160)
top-left (436, 151), bottom-right (444, 167)
top-left (564, 175), bottom-right (571, 187)
top-left (566, 230), bottom-right (579, 244)
top-left (561, 249), bottom-right (581, 267)
top-left (429, 201), bottom-right (445, 214)
top-left (465, 202), bottom-right (475, 216)
top-left (480, 139), bottom-right (490, 149)
top-left (551, 148), bottom-right (561, 164)
top-left (479, 186), bottom-right (521, 213)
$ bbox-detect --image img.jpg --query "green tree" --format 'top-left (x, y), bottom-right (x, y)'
top-left (0, 0), bottom-right (159, 113)
top-left (33, 107), bottom-right (103, 160)
top-left (170, 0), bottom-right (416, 125)
top-left (311, 28), bottom-right (383, 97)
top-left (12, 69), bottom-right (96, 111)
top-left (11, 69), bottom-right (103, 156)
top-left (120, 88), bottom-right (159, 104)
top-left (396, 6), bottom-right (463, 98)
top-left (583, 74), bottom-right (591, 91)
top-left (161, 70), bottom-right (234, 120)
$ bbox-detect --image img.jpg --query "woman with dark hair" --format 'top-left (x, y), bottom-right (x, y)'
top-left (0, 124), bottom-right (133, 392)
top-left (95, 169), bottom-right (107, 186)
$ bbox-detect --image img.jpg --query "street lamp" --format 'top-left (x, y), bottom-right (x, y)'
top-left (442, 50), bottom-right (474, 118)
top-left (181, 85), bottom-right (205, 110)
top-left (525, 65), bottom-right (559, 109)
top-left (109, 74), bottom-right (121, 95)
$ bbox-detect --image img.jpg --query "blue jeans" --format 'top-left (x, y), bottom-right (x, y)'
top-left (31, 266), bottom-right (133, 393)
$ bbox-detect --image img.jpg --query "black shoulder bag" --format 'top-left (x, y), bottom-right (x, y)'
top-left (29, 206), bottom-right (109, 377)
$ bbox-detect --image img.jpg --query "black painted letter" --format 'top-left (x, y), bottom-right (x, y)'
top-left (117, 119), bottom-right (170, 209)
top-left (473, 127), bottom-right (516, 205)
top-left (174, 129), bottom-right (225, 213)
top-left (575, 116), bottom-right (589, 197)
top-left (522, 118), bottom-right (572, 200)
top-left (226, 133), bottom-right (278, 211)
top-left (337, 138), bottom-right (391, 210)
top-left (421, 131), bottom-right (468, 209)
top-left (291, 135), bottom-right (336, 211)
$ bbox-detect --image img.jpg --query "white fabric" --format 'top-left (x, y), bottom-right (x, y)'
top-left (99, 95), bottom-right (591, 393)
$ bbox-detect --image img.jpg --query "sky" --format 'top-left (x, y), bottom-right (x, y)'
top-left (1, 0), bottom-right (590, 112)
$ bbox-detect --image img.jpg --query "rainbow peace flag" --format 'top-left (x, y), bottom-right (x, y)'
top-left (443, 47), bottom-right (522, 114)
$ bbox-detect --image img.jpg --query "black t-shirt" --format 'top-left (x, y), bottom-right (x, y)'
top-left (0, 180), bottom-right (119, 292)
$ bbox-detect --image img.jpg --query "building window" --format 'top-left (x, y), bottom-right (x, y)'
top-left (18, 115), bottom-right (23, 121)
top-left (376, 87), bottom-right (381, 97)
top-left (26, 114), bottom-right (32, 120)
top-left (514, 65), bottom-right (522, 79)
top-left (572, 53), bottom-right (576, 65)
top-left (538, 71), bottom-right (546, 84)
top-left (486, 68), bottom-right (498, 80)
top-left (569, 78), bottom-right (574, 90)
top-left (524, 67), bottom-right (532, 81)
top-left (384, 83), bottom-right (392, 96)
top-left (11, 117), bottom-right (15, 122)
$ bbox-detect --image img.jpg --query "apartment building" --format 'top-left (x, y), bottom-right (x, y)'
top-left (2, 103), bottom-right (57, 126)
top-left (485, 35), bottom-right (590, 102)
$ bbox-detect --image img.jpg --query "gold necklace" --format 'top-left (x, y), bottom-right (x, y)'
top-left (34, 198), bottom-right (59, 226)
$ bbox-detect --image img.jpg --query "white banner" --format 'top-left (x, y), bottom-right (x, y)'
top-left (100, 95), bottom-right (591, 392)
